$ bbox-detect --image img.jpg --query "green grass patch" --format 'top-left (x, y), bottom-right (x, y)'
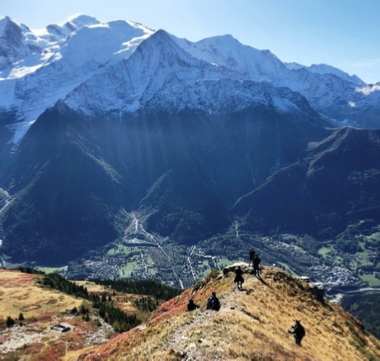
top-left (332, 256), bottom-right (344, 266)
top-left (318, 246), bottom-right (333, 258)
top-left (216, 257), bottom-right (231, 268)
top-left (146, 255), bottom-right (154, 265)
top-left (367, 232), bottom-right (380, 242)
top-left (359, 273), bottom-right (380, 287)
top-left (355, 250), bottom-right (374, 267)
top-left (120, 261), bottom-right (140, 276)
top-left (107, 244), bottom-right (135, 255)
top-left (37, 266), bottom-right (67, 274)
top-left (146, 268), bottom-right (157, 276)
top-left (278, 262), bottom-right (299, 276)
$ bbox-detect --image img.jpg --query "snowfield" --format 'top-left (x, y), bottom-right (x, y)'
top-left (1, 14), bottom-right (380, 149)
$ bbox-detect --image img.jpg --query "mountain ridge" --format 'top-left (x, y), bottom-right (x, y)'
top-left (77, 266), bottom-right (380, 361)
top-left (1, 13), bottom-right (380, 159)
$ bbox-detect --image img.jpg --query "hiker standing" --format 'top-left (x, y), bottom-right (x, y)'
top-left (249, 248), bottom-right (256, 266)
top-left (234, 266), bottom-right (244, 290)
top-left (253, 254), bottom-right (261, 276)
top-left (288, 320), bottom-right (306, 346)
top-left (206, 292), bottom-right (221, 311)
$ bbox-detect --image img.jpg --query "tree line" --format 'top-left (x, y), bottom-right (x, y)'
top-left (15, 268), bottom-right (182, 333)
top-left (93, 278), bottom-right (181, 300)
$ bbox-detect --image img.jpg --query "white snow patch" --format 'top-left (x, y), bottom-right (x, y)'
top-left (7, 120), bottom-right (36, 148)
top-left (356, 84), bottom-right (380, 95)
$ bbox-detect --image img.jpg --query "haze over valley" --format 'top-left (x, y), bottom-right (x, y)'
top-left (0, 13), bottom-right (379, 300)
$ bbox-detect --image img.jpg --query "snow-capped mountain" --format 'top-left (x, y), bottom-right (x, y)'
top-left (174, 34), bottom-right (290, 83)
top-left (0, 15), bottom-right (153, 145)
top-left (1, 15), bottom-right (380, 284)
top-left (285, 62), bottom-right (365, 86)
top-left (172, 35), bottom-right (380, 128)
top-left (1, 13), bottom-right (380, 154)
top-left (65, 30), bottom-right (319, 118)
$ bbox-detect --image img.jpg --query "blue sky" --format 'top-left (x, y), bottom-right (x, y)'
top-left (2, 0), bottom-right (380, 83)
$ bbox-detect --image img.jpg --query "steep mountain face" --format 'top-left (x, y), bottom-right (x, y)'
top-left (1, 15), bottom-right (380, 285)
top-left (0, 15), bottom-right (153, 175)
top-left (233, 127), bottom-right (380, 238)
top-left (285, 62), bottom-right (365, 86)
top-left (173, 34), bottom-right (380, 128)
top-left (0, 99), bottom-right (330, 265)
top-left (0, 13), bottom-right (379, 164)
top-left (0, 30), bottom-right (333, 265)
top-left (0, 17), bottom-right (36, 69)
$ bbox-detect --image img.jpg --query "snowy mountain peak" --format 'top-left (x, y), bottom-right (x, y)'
top-left (137, 29), bottom-right (180, 54)
top-left (174, 34), bottom-right (288, 83)
top-left (0, 16), bottom-right (11, 34)
top-left (0, 16), bottom-right (36, 70)
top-left (65, 14), bottom-right (100, 28)
top-left (284, 62), bottom-right (365, 86)
top-left (0, 16), bottom-right (23, 42)
top-left (63, 27), bottom-right (318, 119)
top-left (1, 13), bottom-right (380, 153)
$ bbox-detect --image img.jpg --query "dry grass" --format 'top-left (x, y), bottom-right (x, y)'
top-left (72, 281), bottom-right (106, 293)
top-left (72, 280), bottom-right (142, 314)
top-left (79, 267), bottom-right (380, 361)
top-left (0, 270), bottom-right (106, 361)
top-left (0, 270), bottom-right (83, 320)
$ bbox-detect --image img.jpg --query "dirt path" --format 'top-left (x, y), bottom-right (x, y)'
top-left (165, 274), bottom-right (260, 360)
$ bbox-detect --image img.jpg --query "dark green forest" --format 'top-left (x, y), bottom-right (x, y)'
top-left (341, 292), bottom-right (380, 339)
top-left (93, 278), bottom-right (181, 300)
top-left (18, 268), bottom-right (181, 333)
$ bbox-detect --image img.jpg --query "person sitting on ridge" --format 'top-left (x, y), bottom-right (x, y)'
top-left (206, 292), bottom-right (221, 311)
top-left (187, 298), bottom-right (200, 311)
top-left (288, 320), bottom-right (306, 346)
top-left (234, 266), bottom-right (244, 290)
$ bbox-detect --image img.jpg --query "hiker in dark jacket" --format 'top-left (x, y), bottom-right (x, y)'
top-left (288, 320), bottom-right (306, 346)
top-left (206, 292), bottom-right (221, 311)
top-left (249, 248), bottom-right (256, 266)
top-left (253, 254), bottom-right (261, 276)
top-left (234, 266), bottom-right (244, 290)
top-left (187, 298), bottom-right (199, 311)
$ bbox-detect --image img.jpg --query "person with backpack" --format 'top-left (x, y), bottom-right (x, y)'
top-left (234, 266), bottom-right (244, 290)
top-left (253, 254), bottom-right (261, 276)
top-left (288, 320), bottom-right (306, 346)
top-left (206, 292), bottom-right (221, 311)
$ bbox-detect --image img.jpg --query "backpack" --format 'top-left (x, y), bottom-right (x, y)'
top-left (207, 296), bottom-right (220, 311)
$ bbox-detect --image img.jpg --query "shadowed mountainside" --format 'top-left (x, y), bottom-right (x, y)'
top-left (1, 102), bottom-right (330, 264)
top-left (233, 127), bottom-right (380, 239)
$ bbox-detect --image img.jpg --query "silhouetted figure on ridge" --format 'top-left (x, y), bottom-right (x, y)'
top-left (249, 248), bottom-right (256, 266)
top-left (187, 298), bottom-right (199, 311)
top-left (253, 254), bottom-right (261, 276)
top-left (234, 266), bottom-right (244, 290)
top-left (288, 320), bottom-right (306, 346)
top-left (206, 292), bottom-right (220, 311)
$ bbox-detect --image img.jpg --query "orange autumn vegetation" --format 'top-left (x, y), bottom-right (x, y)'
top-left (78, 266), bottom-right (380, 361)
